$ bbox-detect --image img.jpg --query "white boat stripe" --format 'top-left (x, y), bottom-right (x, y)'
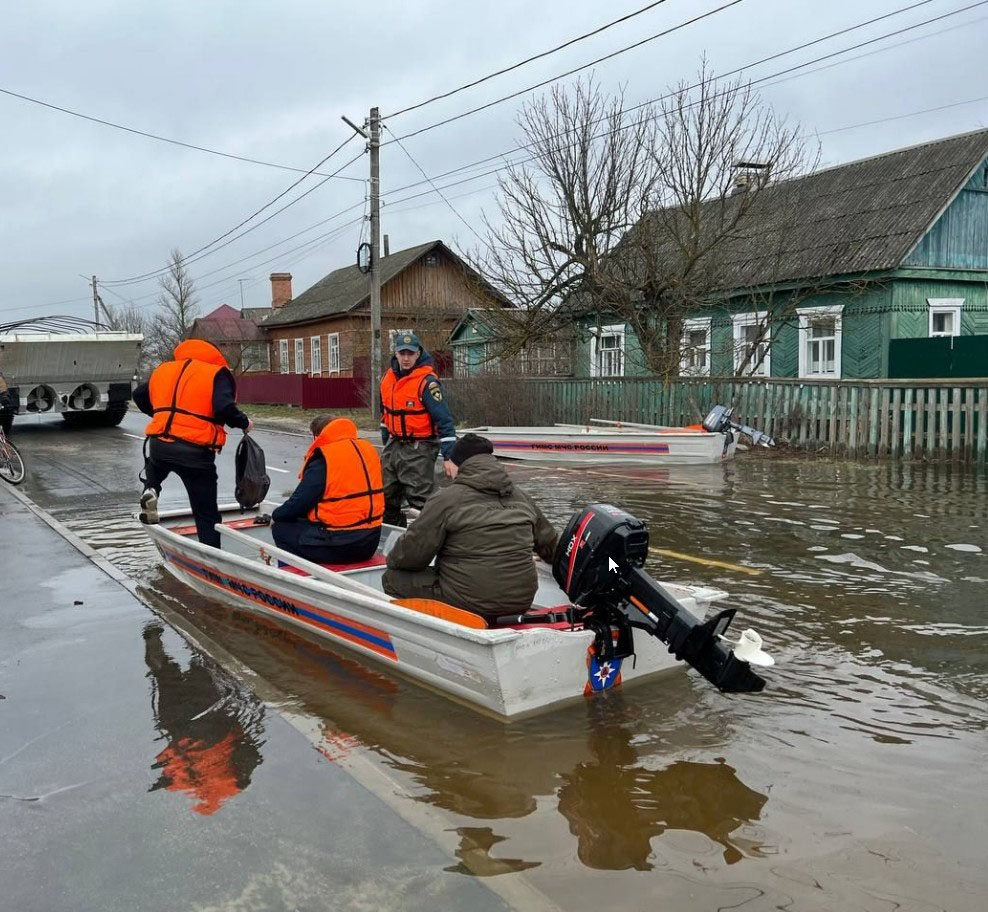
top-left (266, 466), bottom-right (289, 473)
top-left (122, 433), bottom-right (143, 440)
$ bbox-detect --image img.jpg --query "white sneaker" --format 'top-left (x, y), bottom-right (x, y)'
top-left (139, 490), bottom-right (159, 525)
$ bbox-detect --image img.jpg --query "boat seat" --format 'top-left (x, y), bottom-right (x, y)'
top-left (278, 554), bottom-right (388, 576)
top-left (172, 517), bottom-right (262, 537)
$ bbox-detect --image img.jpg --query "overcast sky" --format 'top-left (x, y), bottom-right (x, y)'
top-left (2, 0), bottom-right (986, 325)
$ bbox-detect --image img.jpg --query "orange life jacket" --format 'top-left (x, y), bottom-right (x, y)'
top-left (380, 364), bottom-right (436, 439)
top-left (303, 418), bottom-right (384, 531)
top-left (145, 340), bottom-right (229, 451)
top-left (154, 731), bottom-right (242, 816)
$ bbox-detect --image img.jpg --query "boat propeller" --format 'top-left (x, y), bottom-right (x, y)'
top-left (551, 503), bottom-right (772, 694)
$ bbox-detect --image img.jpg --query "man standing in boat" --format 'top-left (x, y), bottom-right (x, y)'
top-left (382, 433), bottom-right (558, 621)
top-left (379, 331), bottom-right (457, 526)
top-left (270, 414), bottom-right (383, 564)
top-left (134, 339), bottom-right (253, 546)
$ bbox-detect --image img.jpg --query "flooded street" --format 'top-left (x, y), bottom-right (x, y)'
top-left (11, 416), bottom-right (988, 910)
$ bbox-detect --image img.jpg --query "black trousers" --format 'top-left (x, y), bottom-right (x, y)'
top-left (142, 453), bottom-right (221, 548)
top-left (272, 521), bottom-right (380, 565)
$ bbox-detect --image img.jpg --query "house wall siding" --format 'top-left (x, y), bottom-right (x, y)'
top-left (262, 250), bottom-right (490, 377)
top-left (904, 162), bottom-right (988, 268)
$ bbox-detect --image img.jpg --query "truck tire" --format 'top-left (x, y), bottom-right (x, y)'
top-left (62, 403), bottom-right (129, 429)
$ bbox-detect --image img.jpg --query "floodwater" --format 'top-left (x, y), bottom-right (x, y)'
top-left (58, 453), bottom-right (988, 910)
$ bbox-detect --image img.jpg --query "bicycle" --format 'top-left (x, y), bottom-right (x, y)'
top-left (0, 424), bottom-right (25, 484)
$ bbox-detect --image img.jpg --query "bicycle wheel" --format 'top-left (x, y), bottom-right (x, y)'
top-left (0, 439), bottom-right (25, 484)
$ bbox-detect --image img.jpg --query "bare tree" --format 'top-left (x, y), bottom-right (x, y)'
top-left (472, 76), bottom-right (660, 360)
top-left (145, 249), bottom-right (200, 365)
top-left (100, 299), bottom-right (152, 376)
top-left (473, 66), bottom-right (818, 381)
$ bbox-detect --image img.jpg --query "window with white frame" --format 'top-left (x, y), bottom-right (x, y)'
top-left (452, 346), bottom-right (469, 378)
top-left (732, 312), bottom-right (771, 376)
top-left (680, 318), bottom-right (711, 377)
top-left (294, 338), bottom-right (305, 374)
top-left (590, 324), bottom-right (625, 377)
top-left (927, 298), bottom-right (963, 337)
top-left (328, 333), bottom-right (340, 374)
top-left (798, 305), bottom-right (844, 379)
top-left (310, 336), bottom-right (322, 374)
top-left (279, 338), bottom-right (289, 374)
top-left (240, 342), bottom-right (270, 373)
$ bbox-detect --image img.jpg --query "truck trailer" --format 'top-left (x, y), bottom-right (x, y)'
top-left (0, 317), bottom-right (143, 428)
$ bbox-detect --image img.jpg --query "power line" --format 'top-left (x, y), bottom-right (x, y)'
top-left (383, 125), bottom-right (487, 244)
top-left (816, 93), bottom-right (988, 136)
top-left (103, 138), bottom-right (362, 286)
top-left (0, 84), bottom-right (364, 182)
top-left (377, 0), bottom-right (963, 200)
top-left (384, 0), bottom-right (673, 119)
top-left (191, 215), bottom-right (367, 313)
top-left (385, 0), bottom-right (746, 144)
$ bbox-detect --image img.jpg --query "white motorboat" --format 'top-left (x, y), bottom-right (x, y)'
top-left (145, 502), bottom-right (772, 719)
top-left (464, 406), bottom-right (775, 466)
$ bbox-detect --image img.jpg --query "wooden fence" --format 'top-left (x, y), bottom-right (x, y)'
top-left (443, 376), bottom-right (988, 463)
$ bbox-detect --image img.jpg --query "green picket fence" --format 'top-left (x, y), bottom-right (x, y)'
top-left (444, 376), bottom-right (988, 463)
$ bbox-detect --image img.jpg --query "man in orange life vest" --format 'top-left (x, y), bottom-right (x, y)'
top-left (270, 414), bottom-right (383, 563)
top-left (134, 339), bottom-right (253, 547)
top-left (379, 332), bottom-right (457, 526)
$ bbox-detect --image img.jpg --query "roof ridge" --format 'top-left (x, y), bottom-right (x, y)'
top-left (807, 126), bottom-right (988, 178)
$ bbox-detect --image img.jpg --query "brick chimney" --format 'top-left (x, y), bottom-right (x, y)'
top-left (270, 273), bottom-right (292, 309)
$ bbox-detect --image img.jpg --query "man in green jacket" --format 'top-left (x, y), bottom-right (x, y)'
top-left (382, 434), bottom-right (558, 622)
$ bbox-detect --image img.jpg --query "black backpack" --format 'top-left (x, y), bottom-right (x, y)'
top-left (234, 435), bottom-right (271, 510)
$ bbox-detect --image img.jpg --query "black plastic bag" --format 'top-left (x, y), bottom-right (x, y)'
top-left (234, 435), bottom-right (270, 510)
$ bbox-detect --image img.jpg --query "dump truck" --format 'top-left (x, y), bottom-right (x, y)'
top-left (0, 317), bottom-right (143, 428)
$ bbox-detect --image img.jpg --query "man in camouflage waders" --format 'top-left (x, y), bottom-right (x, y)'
top-left (379, 332), bottom-right (457, 526)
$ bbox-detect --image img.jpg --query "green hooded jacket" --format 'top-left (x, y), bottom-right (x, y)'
top-left (385, 454), bottom-right (559, 616)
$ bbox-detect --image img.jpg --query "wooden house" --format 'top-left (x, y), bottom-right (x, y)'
top-left (188, 303), bottom-right (272, 374)
top-left (261, 240), bottom-right (509, 379)
top-left (453, 129), bottom-right (988, 380)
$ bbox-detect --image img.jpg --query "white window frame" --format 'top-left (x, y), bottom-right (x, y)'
top-left (732, 311), bottom-right (771, 377)
top-left (294, 338), bottom-right (305, 374)
top-left (328, 332), bottom-right (340, 374)
top-left (310, 335), bottom-right (322, 374)
top-left (797, 304), bottom-right (844, 379)
top-left (680, 317), bottom-right (712, 377)
top-left (927, 298), bottom-right (963, 338)
top-left (279, 338), bottom-right (289, 374)
top-left (589, 323), bottom-right (626, 377)
top-left (240, 342), bottom-right (270, 373)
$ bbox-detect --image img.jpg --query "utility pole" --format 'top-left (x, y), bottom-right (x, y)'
top-left (342, 107), bottom-right (381, 423)
top-left (238, 279), bottom-right (247, 309)
top-left (368, 106), bottom-right (382, 425)
top-left (91, 275), bottom-right (100, 326)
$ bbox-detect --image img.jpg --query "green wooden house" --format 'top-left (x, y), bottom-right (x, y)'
top-left (451, 128), bottom-right (988, 380)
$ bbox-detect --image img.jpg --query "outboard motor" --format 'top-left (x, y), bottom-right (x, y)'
top-left (553, 504), bottom-right (769, 694)
top-left (702, 404), bottom-right (775, 448)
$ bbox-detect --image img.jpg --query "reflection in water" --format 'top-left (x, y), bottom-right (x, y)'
top-left (557, 707), bottom-right (766, 870)
top-left (144, 622), bottom-right (266, 815)
top-left (444, 828), bottom-right (541, 876)
top-left (139, 591), bottom-right (768, 871)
